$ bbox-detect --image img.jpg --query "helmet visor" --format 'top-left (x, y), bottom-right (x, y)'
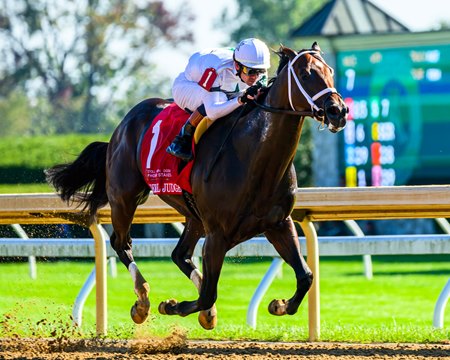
top-left (240, 64), bottom-right (266, 76)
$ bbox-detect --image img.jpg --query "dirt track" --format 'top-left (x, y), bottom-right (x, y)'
top-left (1, 335), bottom-right (449, 359)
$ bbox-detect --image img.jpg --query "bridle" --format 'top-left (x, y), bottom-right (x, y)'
top-left (253, 49), bottom-right (341, 125)
top-left (288, 50), bottom-right (338, 116)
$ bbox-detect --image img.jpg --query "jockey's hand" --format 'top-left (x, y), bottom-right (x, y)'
top-left (239, 82), bottom-right (263, 104)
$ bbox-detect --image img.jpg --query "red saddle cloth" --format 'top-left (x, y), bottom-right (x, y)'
top-left (139, 103), bottom-right (194, 194)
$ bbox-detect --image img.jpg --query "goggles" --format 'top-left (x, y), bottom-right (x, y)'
top-left (240, 64), bottom-right (266, 76)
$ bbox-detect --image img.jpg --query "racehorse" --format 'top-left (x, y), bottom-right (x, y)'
top-left (46, 42), bottom-right (347, 330)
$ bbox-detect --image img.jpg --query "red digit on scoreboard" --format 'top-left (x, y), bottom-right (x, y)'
top-left (371, 142), bottom-right (381, 166)
top-left (345, 98), bottom-right (354, 120)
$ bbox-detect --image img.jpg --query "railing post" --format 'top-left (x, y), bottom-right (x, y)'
top-left (433, 279), bottom-right (450, 328)
top-left (299, 218), bottom-right (320, 341)
top-left (433, 218), bottom-right (450, 327)
top-left (11, 224), bottom-right (36, 280)
top-left (88, 223), bottom-right (108, 336)
top-left (344, 220), bottom-right (373, 279)
top-left (72, 268), bottom-right (96, 327)
top-left (246, 257), bottom-right (284, 328)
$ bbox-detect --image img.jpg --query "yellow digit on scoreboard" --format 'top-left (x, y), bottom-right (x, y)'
top-left (371, 122), bottom-right (378, 141)
top-left (346, 166), bottom-right (357, 187)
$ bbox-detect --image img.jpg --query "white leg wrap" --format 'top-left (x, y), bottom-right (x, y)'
top-left (128, 261), bottom-right (138, 283)
top-left (190, 268), bottom-right (203, 292)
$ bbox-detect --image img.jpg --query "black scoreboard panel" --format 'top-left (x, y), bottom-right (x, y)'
top-left (337, 43), bottom-right (450, 186)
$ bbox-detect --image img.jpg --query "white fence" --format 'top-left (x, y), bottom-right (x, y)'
top-left (1, 232), bottom-right (449, 330)
top-left (1, 185), bottom-right (450, 340)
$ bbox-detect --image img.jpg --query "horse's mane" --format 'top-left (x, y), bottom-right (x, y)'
top-left (260, 47), bottom-right (292, 100)
top-left (265, 46), bottom-right (296, 89)
top-left (275, 49), bottom-right (291, 76)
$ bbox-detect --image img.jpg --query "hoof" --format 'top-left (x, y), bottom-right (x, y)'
top-left (198, 305), bottom-right (217, 330)
top-left (268, 299), bottom-right (288, 316)
top-left (158, 299), bottom-right (178, 315)
top-left (130, 299), bottom-right (150, 324)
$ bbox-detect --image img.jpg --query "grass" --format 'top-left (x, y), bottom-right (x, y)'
top-left (0, 183), bottom-right (53, 194)
top-left (1, 255), bottom-right (449, 342)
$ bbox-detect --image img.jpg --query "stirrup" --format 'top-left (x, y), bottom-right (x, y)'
top-left (168, 150), bottom-right (193, 162)
top-left (166, 141), bottom-right (193, 162)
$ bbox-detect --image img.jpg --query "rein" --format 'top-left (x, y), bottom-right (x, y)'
top-left (252, 100), bottom-right (314, 117)
top-left (252, 99), bottom-right (327, 131)
top-left (204, 105), bottom-right (248, 182)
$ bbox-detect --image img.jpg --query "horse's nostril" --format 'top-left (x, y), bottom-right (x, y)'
top-left (327, 105), bottom-right (340, 116)
top-left (315, 108), bottom-right (325, 118)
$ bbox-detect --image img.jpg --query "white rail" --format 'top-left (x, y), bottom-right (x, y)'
top-left (3, 234), bottom-right (450, 257)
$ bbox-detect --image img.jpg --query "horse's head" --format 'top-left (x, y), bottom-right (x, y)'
top-left (274, 42), bottom-right (347, 133)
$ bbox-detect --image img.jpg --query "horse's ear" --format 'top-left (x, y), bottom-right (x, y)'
top-left (312, 41), bottom-right (321, 52)
top-left (278, 45), bottom-right (297, 59)
top-left (275, 44), bottom-right (285, 58)
top-left (270, 45), bottom-right (280, 58)
top-left (275, 45), bottom-right (296, 75)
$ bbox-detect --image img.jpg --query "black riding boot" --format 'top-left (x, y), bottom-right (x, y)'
top-left (167, 109), bottom-right (204, 162)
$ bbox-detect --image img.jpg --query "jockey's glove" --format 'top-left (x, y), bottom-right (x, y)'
top-left (239, 82), bottom-right (263, 104)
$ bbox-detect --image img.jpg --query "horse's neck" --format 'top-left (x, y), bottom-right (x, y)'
top-left (246, 106), bottom-right (305, 193)
top-left (242, 82), bottom-right (306, 188)
top-left (261, 86), bottom-right (305, 155)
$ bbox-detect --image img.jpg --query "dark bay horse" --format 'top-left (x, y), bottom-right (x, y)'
top-left (46, 42), bottom-right (347, 329)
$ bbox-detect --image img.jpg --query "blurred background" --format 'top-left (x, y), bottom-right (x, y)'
top-left (2, 2), bottom-right (450, 341)
top-left (1, 0), bottom-right (450, 236)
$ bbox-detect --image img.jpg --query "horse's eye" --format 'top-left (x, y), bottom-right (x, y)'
top-left (300, 69), bottom-right (310, 81)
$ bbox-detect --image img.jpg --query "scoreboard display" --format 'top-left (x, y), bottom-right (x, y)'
top-left (337, 43), bottom-right (450, 186)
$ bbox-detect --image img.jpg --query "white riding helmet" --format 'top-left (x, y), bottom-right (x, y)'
top-left (234, 38), bottom-right (271, 69)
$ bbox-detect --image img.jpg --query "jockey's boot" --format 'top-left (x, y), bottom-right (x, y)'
top-left (166, 109), bottom-right (204, 162)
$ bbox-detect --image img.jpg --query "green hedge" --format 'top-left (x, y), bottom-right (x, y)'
top-left (0, 134), bottom-right (110, 184)
top-left (0, 131), bottom-right (313, 186)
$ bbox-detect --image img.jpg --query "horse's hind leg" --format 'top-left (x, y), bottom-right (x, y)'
top-left (109, 197), bottom-right (150, 324)
top-left (159, 218), bottom-right (217, 329)
top-left (264, 215), bottom-right (313, 316)
top-left (107, 154), bottom-right (151, 324)
top-left (158, 233), bottom-right (227, 329)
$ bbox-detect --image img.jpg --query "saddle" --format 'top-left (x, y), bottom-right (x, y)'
top-left (194, 117), bottom-right (213, 144)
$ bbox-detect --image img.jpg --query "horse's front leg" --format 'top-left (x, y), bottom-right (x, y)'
top-left (109, 192), bottom-right (150, 324)
top-left (264, 215), bottom-right (313, 316)
top-left (159, 233), bottom-right (227, 329)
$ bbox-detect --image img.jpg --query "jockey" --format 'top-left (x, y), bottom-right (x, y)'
top-left (167, 38), bottom-right (271, 162)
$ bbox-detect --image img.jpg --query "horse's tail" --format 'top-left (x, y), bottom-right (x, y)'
top-left (45, 141), bottom-right (109, 218)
